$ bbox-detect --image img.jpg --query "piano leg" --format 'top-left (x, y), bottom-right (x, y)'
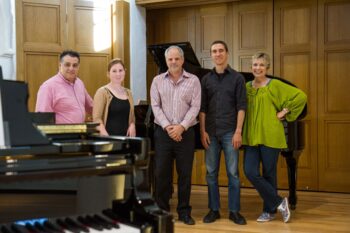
top-left (281, 151), bottom-right (301, 210)
top-left (113, 166), bottom-right (174, 233)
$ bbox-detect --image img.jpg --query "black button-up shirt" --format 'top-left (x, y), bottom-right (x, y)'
top-left (200, 66), bottom-right (247, 137)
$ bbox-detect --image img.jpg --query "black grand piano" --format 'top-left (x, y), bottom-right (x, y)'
top-left (135, 42), bottom-right (307, 210)
top-left (0, 66), bottom-right (173, 233)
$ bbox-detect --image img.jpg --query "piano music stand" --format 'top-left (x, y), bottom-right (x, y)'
top-left (0, 66), bottom-right (50, 147)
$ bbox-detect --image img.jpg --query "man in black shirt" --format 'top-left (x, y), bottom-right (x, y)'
top-left (199, 40), bottom-right (247, 225)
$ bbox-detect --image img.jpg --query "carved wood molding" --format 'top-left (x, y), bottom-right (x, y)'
top-left (136, 0), bottom-right (240, 9)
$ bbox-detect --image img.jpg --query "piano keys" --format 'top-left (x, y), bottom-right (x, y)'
top-left (0, 209), bottom-right (145, 233)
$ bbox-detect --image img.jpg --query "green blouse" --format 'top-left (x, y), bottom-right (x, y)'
top-left (242, 79), bottom-right (307, 149)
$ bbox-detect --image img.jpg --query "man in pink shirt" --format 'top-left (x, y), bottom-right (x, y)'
top-left (35, 50), bottom-right (93, 124)
top-left (150, 45), bottom-right (201, 225)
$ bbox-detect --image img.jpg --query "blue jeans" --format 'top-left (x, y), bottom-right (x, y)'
top-left (243, 145), bottom-right (283, 213)
top-left (205, 132), bottom-right (241, 212)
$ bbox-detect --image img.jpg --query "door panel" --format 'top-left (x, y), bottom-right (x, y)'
top-left (318, 0), bottom-right (350, 191)
top-left (274, 0), bottom-right (318, 190)
top-left (17, 0), bottom-right (113, 111)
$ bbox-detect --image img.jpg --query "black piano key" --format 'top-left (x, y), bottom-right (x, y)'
top-left (56, 219), bottom-right (80, 233)
top-left (43, 221), bottom-right (64, 233)
top-left (65, 218), bottom-right (89, 233)
top-left (76, 216), bottom-right (102, 231)
top-left (93, 214), bottom-right (119, 229)
top-left (33, 222), bottom-right (50, 233)
top-left (91, 215), bottom-right (112, 230)
top-left (84, 216), bottom-right (104, 231)
top-left (1, 225), bottom-right (13, 233)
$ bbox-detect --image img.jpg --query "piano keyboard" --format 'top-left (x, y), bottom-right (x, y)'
top-left (0, 209), bottom-right (145, 233)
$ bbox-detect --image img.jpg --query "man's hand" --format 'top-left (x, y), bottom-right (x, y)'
top-left (232, 132), bottom-right (242, 150)
top-left (166, 125), bottom-right (184, 142)
top-left (200, 131), bottom-right (210, 149)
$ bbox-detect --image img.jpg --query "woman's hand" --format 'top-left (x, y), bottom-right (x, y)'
top-left (277, 108), bottom-right (289, 121)
top-left (98, 124), bottom-right (109, 136)
top-left (127, 123), bottom-right (136, 137)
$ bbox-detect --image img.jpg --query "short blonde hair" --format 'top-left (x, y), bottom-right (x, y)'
top-left (252, 52), bottom-right (270, 69)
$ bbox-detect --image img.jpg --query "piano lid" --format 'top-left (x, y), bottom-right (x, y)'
top-left (148, 42), bottom-right (211, 78)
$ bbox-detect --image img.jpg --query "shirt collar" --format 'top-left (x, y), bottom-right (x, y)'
top-left (58, 72), bottom-right (76, 85)
top-left (212, 65), bottom-right (233, 76)
top-left (164, 69), bottom-right (191, 79)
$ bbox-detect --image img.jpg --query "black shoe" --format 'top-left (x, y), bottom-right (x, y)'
top-left (203, 210), bottom-right (220, 223)
top-left (229, 212), bottom-right (247, 225)
top-left (179, 215), bottom-right (195, 225)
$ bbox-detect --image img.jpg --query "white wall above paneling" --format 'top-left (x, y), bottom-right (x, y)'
top-left (0, 0), bottom-right (16, 80)
top-left (130, 0), bottom-right (147, 103)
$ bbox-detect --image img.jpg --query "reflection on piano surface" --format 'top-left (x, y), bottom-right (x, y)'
top-left (1, 209), bottom-right (142, 233)
top-left (0, 68), bottom-right (174, 232)
top-left (135, 42), bottom-right (307, 210)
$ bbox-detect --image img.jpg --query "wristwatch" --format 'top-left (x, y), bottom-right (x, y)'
top-left (282, 108), bottom-right (289, 114)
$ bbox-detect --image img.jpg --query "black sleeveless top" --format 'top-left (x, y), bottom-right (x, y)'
top-left (105, 90), bottom-right (130, 136)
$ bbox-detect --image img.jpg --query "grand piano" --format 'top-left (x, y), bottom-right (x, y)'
top-left (136, 42), bottom-right (307, 210)
top-left (0, 66), bottom-right (173, 233)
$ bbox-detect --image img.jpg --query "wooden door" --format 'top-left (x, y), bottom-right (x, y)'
top-left (67, 0), bottom-right (112, 98)
top-left (16, 0), bottom-right (113, 112)
top-left (16, 0), bottom-right (67, 111)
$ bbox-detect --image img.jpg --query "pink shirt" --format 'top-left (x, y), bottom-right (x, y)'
top-left (35, 72), bottom-right (93, 124)
top-left (150, 70), bottom-right (201, 130)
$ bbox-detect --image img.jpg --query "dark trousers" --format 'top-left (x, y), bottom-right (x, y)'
top-left (154, 125), bottom-right (195, 217)
top-left (243, 145), bottom-right (283, 213)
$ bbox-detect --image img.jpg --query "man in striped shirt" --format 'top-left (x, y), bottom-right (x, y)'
top-left (150, 45), bottom-right (201, 225)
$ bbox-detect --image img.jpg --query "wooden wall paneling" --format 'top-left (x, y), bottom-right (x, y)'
top-left (318, 0), bottom-right (350, 193)
top-left (195, 3), bottom-right (232, 69)
top-left (147, 8), bottom-right (196, 45)
top-left (21, 1), bottom-right (64, 52)
top-left (67, 0), bottom-right (112, 97)
top-left (274, 0), bottom-right (318, 191)
top-left (78, 54), bottom-right (110, 97)
top-left (232, 0), bottom-right (273, 188)
top-left (71, 1), bottom-right (112, 54)
top-left (112, 0), bottom-right (130, 88)
top-left (25, 53), bottom-right (59, 111)
top-left (16, 0), bottom-right (66, 111)
top-left (232, 0), bottom-right (273, 72)
top-left (146, 7), bottom-right (196, 101)
top-left (17, 0), bottom-right (114, 111)
top-left (194, 3), bottom-right (233, 186)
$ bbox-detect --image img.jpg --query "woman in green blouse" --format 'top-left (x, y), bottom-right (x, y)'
top-left (242, 52), bottom-right (307, 223)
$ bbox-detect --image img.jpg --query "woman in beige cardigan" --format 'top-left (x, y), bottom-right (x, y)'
top-left (93, 58), bottom-right (136, 136)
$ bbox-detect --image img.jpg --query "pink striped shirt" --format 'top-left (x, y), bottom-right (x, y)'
top-left (35, 72), bottom-right (93, 124)
top-left (150, 70), bottom-right (201, 130)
